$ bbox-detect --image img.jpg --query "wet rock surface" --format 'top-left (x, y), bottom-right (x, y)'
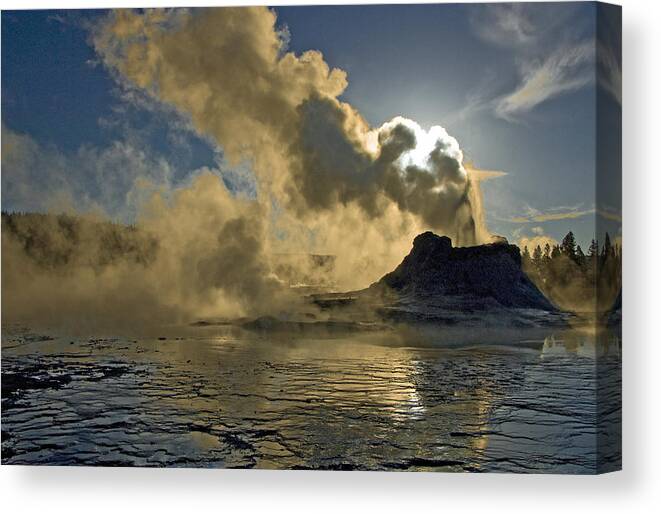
top-left (311, 232), bottom-right (568, 329)
top-left (373, 232), bottom-right (556, 310)
top-left (1, 326), bottom-right (621, 472)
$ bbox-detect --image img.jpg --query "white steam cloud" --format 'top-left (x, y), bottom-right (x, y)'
top-left (2, 7), bottom-right (492, 329)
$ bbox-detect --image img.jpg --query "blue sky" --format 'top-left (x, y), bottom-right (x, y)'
top-left (1, 3), bottom-right (621, 249)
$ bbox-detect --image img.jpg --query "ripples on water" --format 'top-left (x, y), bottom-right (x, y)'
top-left (1, 325), bottom-right (621, 473)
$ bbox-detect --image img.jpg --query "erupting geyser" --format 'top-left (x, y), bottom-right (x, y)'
top-left (2, 6), bottom-right (495, 328)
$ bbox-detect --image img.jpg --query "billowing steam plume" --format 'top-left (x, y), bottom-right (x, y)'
top-left (2, 7), bottom-right (491, 329)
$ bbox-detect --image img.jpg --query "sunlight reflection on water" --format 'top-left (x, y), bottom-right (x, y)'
top-left (1, 324), bottom-right (621, 473)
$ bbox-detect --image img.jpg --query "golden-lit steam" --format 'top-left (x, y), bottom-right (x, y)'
top-left (2, 175), bottom-right (298, 329)
top-left (94, 7), bottom-right (486, 242)
top-left (2, 7), bottom-right (494, 328)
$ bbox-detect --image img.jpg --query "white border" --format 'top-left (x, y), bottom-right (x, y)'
top-left (2, 0), bottom-right (659, 512)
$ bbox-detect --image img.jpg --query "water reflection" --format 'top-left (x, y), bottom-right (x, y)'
top-left (1, 323), bottom-right (621, 472)
top-left (541, 329), bottom-right (621, 359)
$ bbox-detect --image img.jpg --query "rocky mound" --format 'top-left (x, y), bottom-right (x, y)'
top-left (369, 231), bottom-right (556, 312)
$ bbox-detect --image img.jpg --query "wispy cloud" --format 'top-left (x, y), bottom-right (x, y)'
top-left (46, 14), bottom-right (67, 25)
top-left (506, 203), bottom-right (621, 224)
top-left (598, 42), bottom-right (622, 105)
top-left (496, 42), bottom-right (595, 121)
top-left (470, 3), bottom-right (595, 122)
top-left (596, 207), bottom-right (622, 223)
top-left (471, 3), bottom-right (537, 47)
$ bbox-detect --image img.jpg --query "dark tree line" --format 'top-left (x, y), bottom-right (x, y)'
top-left (2, 211), bottom-right (158, 270)
top-left (521, 231), bottom-right (621, 312)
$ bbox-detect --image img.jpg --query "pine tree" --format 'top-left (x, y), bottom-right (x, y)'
top-left (588, 238), bottom-right (599, 259)
top-left (602, 232), bottom-right (613, 258)
top-left (576, 245), bottom-right (586, 268)
top-left (560, 231), bottom-right (577, 259)
top-left (522, 245), bottom-right (531, 261)
top-left (533, 245), bottom-right (543, 268)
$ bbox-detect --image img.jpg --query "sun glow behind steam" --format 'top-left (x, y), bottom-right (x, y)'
top-left (2, 6), bottom-right (501, 328)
